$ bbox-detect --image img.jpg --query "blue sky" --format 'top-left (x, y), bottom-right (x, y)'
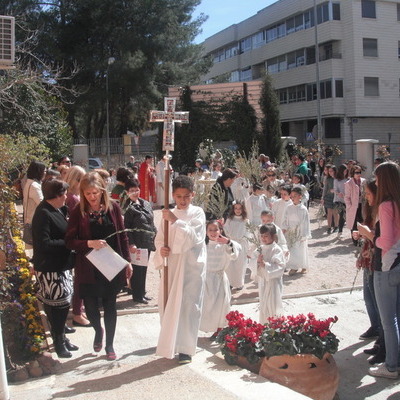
top-left (193, 0), bottom-right (277, 43)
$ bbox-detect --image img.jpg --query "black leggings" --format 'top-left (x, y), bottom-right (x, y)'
top-left (43, 303), bottom-right (69, 337)
top-left (83, 295), bottom-right (117, 350)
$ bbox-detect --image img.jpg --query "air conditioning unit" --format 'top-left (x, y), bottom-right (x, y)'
top-left (0, 16), bottom-right (15, 69)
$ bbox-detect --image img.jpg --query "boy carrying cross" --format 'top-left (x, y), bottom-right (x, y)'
top-left (153, 175), bottom-right (207, 364)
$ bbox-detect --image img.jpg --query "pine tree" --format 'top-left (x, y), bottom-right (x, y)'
top-left (259, 74), bottom-right (283, 162)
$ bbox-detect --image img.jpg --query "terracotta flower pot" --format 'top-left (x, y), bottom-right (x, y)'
top-left (235, 355), bottom-right (262, 375)
top-left (259, 353), bottom-right (339, 400)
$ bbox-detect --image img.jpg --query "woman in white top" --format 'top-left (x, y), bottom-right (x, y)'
top-left (23, 161), bottom-right (46, 245)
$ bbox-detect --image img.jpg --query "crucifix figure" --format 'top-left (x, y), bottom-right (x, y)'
top-left (150, 97), bottom-right (189, 308)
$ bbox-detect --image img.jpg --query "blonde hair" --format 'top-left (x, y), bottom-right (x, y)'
top-left (65, 165), bottom-right (86, 195)
top-left (79, 172), bottom-right (113, 215)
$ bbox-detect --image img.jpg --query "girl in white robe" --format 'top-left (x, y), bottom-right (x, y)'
top-left (257, 224), bottom-right (286, 323)
top-left (271, 185), bottom-right (293, 229)
top-left (282, 187), bottom-right (311, 275)
top-left (200, 220), bottom-right (240, 336)
top-left (245, 183), bottom-right (269, 225)
top-left (223, 201), bottom-right (249, 289)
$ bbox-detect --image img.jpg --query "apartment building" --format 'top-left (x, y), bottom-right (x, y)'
top-left (200, 0), bottom-right (400, 160)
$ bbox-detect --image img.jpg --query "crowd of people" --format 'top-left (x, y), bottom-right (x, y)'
top-left (22, 152), bottom-right (400, 379)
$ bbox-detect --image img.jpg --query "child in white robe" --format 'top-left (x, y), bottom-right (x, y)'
top-left (292, 173), bottom-right (309, 208)
top-left (245, 183), bottom-right (269, 225)
top-left (257, 223), bottom-right (286, 323)
top-left (282, 186), bottom-right (311, 276)
top-left (154, 175), bottom-right (207, 364)
top-left (200, 220), bottom-right (240, 338)
top-left (260, 210), bottom-right (289, 261)
top-left (224, 201), bottom-right (249, 290)
top-left (271, 185), bottom-right (293, 229)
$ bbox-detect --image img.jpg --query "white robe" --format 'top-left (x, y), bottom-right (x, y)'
top-left (282, 203), bottom-right (311, 270)
top-left (223, 217), bottom-right (249, 288)
top-left (245, 194), bottom-right (269, 225)
top-left (257, 242), bottom-right (286, 323)
top-left (153, 204), bottom-right (206, 358)
top-left (271, 198), bottom-right (292, 229)
top-left (155, 160), bottom-right (173, 207)
top-left (200, 240), bottom-right (240, 332)
top-left (231, 177), bottom-right (250, 202)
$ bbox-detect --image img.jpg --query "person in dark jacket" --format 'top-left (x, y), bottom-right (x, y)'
top-left (32, 179), bottom-right (78, 358)
top-left (124, 178), bottom-right (157, 304)
top-left (65, 172), bottom-right (132, 361)
top-left (205, 168), bottom-right (237, 221)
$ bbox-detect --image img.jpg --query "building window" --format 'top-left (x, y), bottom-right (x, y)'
top-left (266, 26), bottom-right (278, 42)
top-left (317, 3), bottom-right (329, 24)
top-left (363, 38), bottom-right (378, 57)
top-left (287, 51), bottom-right (296, 69)
top-left (332, 3), bottom-right (341, 20)
top-left (297, 85), bottom-right (306, 101)
top-left (364, 77), bottom-right (379, 96)
top-left (230, 70), bottom-right (240, 82)
top-left (295, 14), bottom-right (304, 31)
top-left (320, 80), bottom-right (332, 99)
top-left (213, 49), bottom-right (225, 63)
top-left (277, 22), bottom-right (286, 37)
top-left (286, 17), bottom-right (295, 34)
top-left (278, 89), bottom-right (288, 104)
top-left (398, 4), bottom-right (400, 21)
top-left (335, 79), bottom-right (343, 97)
top-left (240, 37), bottom-right (252, 53)
top-left (325, 118), bottom-right (341, 138)
top-left (398, 41), bottom-right (400, 59)
top-left (252, 31), bottom-right (265, 48)
top-left (307, 83), bottom-right (317, 101)
top-left (225, 44), bottom-right (239, 59)
top-left (306, 47), bottom-right (316, 64)
top-left (362, 0), bottom-right (376, 18)
top-left (240, 67), bottom-right (252, 81)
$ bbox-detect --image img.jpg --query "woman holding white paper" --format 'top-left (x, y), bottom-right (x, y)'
top-left (65, 172), bottom-right (132, 361)
top-left (124, 178), bottom-right (157, 304)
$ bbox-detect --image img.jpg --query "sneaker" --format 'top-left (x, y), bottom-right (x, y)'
top-left (332, 227), bottom-right (338, 233)
top-left (288, 269), bottom-right (298, 276)
top-left (337, 232), bottom-right (342, 239)
top-left (327, 228), bottom-right (332, 234)
top-left (359, 327), bottom-right (379, 340)
top-left (368, 352), bottom-right (386, 365)
top-left (369, 364), bottom-right (398, 379)
top-left (178, 353), bottom-right (192, 364)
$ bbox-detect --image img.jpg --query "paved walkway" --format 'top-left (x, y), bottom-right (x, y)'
top-left (8, 290), bottom-right (400, 400)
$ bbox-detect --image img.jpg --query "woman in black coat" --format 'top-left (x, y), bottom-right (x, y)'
top-left (32, 179), bottom-right (78, 358)
top-left (205, 168), bottom-right (237, 221)
top-left (124, 178), bottom-right (157, 304)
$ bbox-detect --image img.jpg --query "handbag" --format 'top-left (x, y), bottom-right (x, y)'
top-left (22, 181), bottom-right (34, 245)
top-left (22, 223), bottom-right (33, 245)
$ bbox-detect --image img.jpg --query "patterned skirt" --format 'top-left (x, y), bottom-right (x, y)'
top-left (35, 270), bottom-right (73, 307)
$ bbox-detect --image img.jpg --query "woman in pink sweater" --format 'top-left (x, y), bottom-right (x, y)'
top-left (359, 162), bottom-right (400, 379)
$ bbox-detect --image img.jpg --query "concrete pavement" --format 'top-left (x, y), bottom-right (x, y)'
top-left (8, 290), bottom-right (400, 400)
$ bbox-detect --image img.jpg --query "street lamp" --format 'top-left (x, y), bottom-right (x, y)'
top-left (106, 57), bottom-right (115, 166)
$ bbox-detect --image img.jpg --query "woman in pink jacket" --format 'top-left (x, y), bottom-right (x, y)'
top-left (358, 162), bottom-right (400, 379)
top-left (344, 165), bottom-right (365, 245)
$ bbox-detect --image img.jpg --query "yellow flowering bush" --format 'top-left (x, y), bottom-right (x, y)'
top-left (0, 203), bottom-right (45, 362)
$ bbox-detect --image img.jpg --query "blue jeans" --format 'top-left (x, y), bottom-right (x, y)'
top-left (373, 264), bottom-right (400, 372)
top-left (363, 269), bottom-right (381, 331)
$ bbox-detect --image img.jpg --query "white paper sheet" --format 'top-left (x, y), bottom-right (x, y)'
top-left (85, 245), bottom-right (129, 281)
top-left (132, 248), bottom-right (149, 267)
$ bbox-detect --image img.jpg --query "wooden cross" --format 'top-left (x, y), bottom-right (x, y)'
top-left (149, 97), bottom-right (189, 309)
top-left (150, 97), bottom-right (189, 152)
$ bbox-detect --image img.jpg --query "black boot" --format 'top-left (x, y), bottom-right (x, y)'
top-left (54, 334), bottom-right (72, 358)
top-left (65, 337), bottom-right (79, 351)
